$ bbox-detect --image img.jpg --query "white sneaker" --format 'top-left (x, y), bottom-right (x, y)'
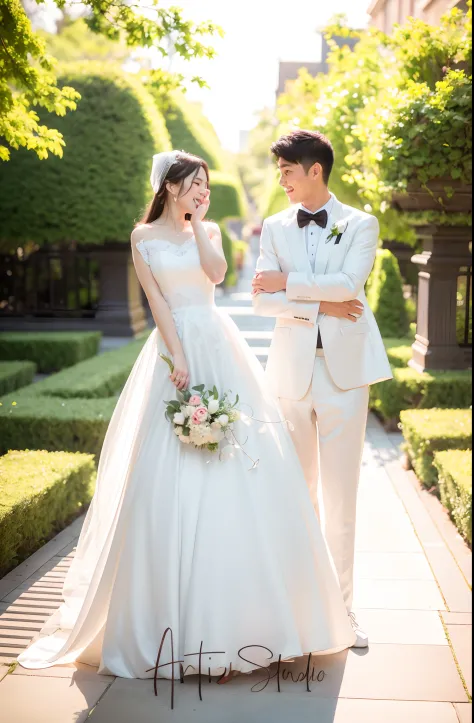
top-left (348, 611), bottom-right (369, 648)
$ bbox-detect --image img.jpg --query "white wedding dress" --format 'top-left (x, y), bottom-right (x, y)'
top-left (18, 236), bottom-right (356, 680)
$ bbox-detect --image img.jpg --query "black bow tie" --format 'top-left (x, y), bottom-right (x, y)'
top-left (297, 208), bottom-right (328, 229)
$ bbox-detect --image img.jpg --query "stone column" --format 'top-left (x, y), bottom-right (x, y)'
top-left (94, 243), bottom-right (147, 337)
top-left (410, 225), bottom-right (472, 372)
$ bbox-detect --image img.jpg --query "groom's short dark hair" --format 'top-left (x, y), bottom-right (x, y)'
top-left (271, 130), bottom-right (334, 185)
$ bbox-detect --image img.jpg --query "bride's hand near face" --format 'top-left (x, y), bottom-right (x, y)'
top-left (191, 191), bottom-right (228, 285)
top-left (193, 188), bottom-right (211, 222)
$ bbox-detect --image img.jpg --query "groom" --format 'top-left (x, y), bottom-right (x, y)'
top-left (252, 129), bottom-right (392, 647)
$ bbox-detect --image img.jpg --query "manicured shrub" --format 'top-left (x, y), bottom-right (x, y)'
top-left (0, 335), bottom-right (149, 455)
top-left (0, 62), bottom-right (171, 249)
top-left (163, 91), bottom-right (225, 170)
top-left (0, 331), bottom-right (102, 372)
top-left (370, 367), bottom-right (472, 429)
top-left (220, 225), bottom-right (237, 288)
top-left (21, 337), bottom-right (148, 399)
top-left (383, 339), bottom-right (413, 368)
top-left (0, 395), bottom-right (116, 457)
top-left (209, 170), bottom-right (246, 222)
top-left (0, 361), bottom-right (37, 396)
top-left (0, 450), bottom-right (96, 576)
top-left (400, 409), bottom-right (472, 489)
top-left (434, 450), bottom-right (472, 546)
top-left (367, 249), bottom-right (410, 338)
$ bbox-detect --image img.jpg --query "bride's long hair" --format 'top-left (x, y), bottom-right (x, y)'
top-left (138, 151), bottom-right (210, 225)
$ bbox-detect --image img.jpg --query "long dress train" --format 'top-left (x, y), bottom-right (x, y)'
top-left (18, 236), bottom-right (356, 679)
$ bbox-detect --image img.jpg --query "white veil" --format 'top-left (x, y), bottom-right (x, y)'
top-left (150, 150), bottom-right (181, 194)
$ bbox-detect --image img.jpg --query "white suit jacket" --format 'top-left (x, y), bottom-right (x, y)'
top-left (252, 195), bottom-right (393, 400)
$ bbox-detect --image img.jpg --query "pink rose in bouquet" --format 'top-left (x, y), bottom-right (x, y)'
top-left (191, 407), bottom-right (208, 425)
top-left (189, 395), bottom-right (202, 406)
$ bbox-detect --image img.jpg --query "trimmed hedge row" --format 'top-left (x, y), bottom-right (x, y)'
top-left (0, 361), bottom-right (37, 396)
top-left (0, 395), bottom-right (116, 457)
top-left (434, 450), bottom-right (472, 546)
top-left (0, 331), bottom-right (102, 372)
top-left (0, 450), bottom-right (96, 576)
top-left (0, 335), bottom-right (149, 456)
top-left (21, 336), bottom-right (148, 399)
top-left (400, 409), bottom-right (472, 489)
top-left (370, 366), bottom-right (472, 429)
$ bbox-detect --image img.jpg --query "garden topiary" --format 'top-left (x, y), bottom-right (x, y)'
top-left (0, 62), bottom-right (171, 250)
top-left (367, 249), bottom-right (410, 338)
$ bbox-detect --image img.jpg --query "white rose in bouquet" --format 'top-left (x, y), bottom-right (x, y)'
top-left (218, 414), bottom-right (229, 427)
top-left (174, 426), bottom-right (183, 436)
top-left (212, 428), bottom-right (225, 443)
top-left (173, 412), bottom-right (185, 425)
top-left (207, 398), bottom-right (220, 415)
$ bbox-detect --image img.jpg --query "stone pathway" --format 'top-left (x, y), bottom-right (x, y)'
top-left (0, 251), bottom-right (471, 722)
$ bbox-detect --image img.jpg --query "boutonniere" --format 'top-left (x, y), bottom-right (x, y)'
top-left (326, 220), bottom-right (348, 245)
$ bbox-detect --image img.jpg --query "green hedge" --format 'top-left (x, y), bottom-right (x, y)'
top-left (370, 367), bottom-right (472, 429)
top-left (0, 450), bottom-right (96, 577)
top-left (0, 335), bottom-right (149, 455)
top-left (0, 62), bottom-right (171, 249)
top-left (21, 337), bottom-right (148, 399)
top-left (220, 225), bottom-right (237, 288)
top-left (400, 409), bottom-right (472, 489)
top-left (434, 450), bottom-right (472, 546)
top-left (383, 339), bottom-right (413, 368)
top-left (209, 170), bottom-right (247, 222)
top-left (0, 395), bottom-right (116, 457)
top-left (0, 331), bottom-right (102, 372)
top-left (163, 91), bottom-right (225, 171)
top-left (0, 361), bottom-right (37, 396)
top-left (367, 249), bottom-right (410, 338)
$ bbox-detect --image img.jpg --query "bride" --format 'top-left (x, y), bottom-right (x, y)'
top-left (18, 150), bottom-right (356, 680)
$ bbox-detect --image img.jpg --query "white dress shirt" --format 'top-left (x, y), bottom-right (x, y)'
top-left (297, 192), bottom-right (335, 343)
top-left (298, 192), bottom-right (335, 271)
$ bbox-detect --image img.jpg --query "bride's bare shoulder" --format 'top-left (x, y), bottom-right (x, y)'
top-left (130, 224), bottom-right (149, 246)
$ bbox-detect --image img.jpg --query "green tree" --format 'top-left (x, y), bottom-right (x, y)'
top-left (0, 0), bottom-right (222, 161)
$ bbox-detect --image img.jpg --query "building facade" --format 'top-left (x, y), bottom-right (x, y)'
top-left (276, 36), bottom-right (359, 96)
top-left (367, 0), bottom-right (468, 34)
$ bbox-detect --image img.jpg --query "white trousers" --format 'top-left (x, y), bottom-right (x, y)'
top-left (278, 352), bottom-right (369, 612)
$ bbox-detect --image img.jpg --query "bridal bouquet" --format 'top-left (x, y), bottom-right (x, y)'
top-left (160, 354), bottom-right (240, 453)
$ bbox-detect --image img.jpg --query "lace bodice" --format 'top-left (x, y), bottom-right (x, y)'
top-left (135, 237), bottom-right (215, 311)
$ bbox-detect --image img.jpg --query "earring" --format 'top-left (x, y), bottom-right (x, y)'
top-left (173, 196), bottom-right (177, 202)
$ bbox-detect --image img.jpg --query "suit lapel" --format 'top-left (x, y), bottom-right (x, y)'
top-left (313, 194), bottom-right (346, 276)
top-left (281, 206), bottom-right (312, 274)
